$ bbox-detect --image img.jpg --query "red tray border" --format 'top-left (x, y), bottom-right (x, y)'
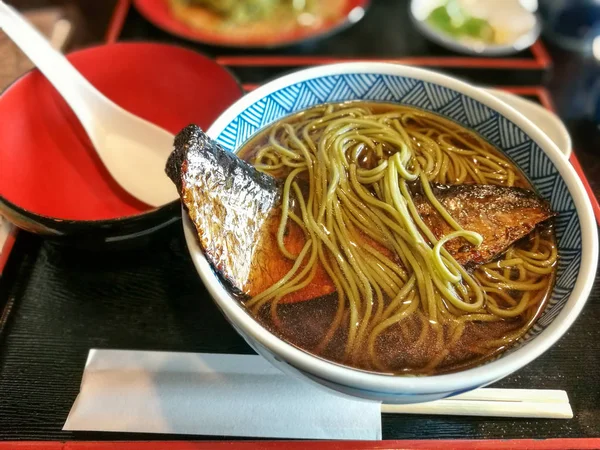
top-left (2, 438), bottom-right (600, 450)
top-left (217, 41), bottom-right (551, 68)
top-left (105, 0), bottom-right (131, 44)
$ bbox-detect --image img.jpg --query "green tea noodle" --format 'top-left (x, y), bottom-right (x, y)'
top-left (239, 102), bottom-right (557, 375)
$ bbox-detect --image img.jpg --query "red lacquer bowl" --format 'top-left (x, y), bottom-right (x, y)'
top-left (133, 0), bottom-right (370, 48)
top-left (0, 42), bottom-right (243, 245)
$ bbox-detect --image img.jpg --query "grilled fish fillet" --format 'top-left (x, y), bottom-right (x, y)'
top-left (166, 125), bottom-right (282, 296)
top-left (412, 183), bottom-right (556, 267)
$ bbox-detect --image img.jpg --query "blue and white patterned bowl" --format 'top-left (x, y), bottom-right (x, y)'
top-left (183, 63), bottom-right (598, 403)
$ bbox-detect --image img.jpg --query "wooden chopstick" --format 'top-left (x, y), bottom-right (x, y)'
top-left (381, 389), bottom-right (573, 419)
top-left (443, 388), bottom-right (569, 403)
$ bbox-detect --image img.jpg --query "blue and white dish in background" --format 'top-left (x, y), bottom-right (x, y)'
top-left (182, 63), bottom-right (598, 403)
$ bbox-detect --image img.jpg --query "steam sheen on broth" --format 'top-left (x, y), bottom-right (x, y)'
top-left (236, 101), bottom-right (557, 375)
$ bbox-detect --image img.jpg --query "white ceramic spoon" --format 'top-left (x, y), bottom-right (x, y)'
top-left (0, 1), bottom-right (177, 207)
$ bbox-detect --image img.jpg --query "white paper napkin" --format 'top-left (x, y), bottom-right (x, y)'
top-left (64, 349), bottom-right (382, 440)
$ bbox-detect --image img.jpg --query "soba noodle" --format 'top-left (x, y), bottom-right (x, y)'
top-left (238, 102), bottom-right (556, 375)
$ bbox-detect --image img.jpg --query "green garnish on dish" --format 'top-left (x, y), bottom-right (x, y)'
top-left (426, 0), bottom-right (495, 43)
top-left (177, 0), bottom-right (316, 25)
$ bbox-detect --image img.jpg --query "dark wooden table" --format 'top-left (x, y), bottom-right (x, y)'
top-left (0, 0), bottom-right (599, 445)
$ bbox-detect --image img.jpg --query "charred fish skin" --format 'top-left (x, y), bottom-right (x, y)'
top-left (412, 183), bottom-right (556, 266)
top-left (166, 125), bottom-right (282, 294)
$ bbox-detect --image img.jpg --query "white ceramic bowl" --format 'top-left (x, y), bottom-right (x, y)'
top-left (183, 63), bottom-right (598, 403)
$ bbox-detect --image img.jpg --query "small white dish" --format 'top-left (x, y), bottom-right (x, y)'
top-left (410, 0), bottom-right (542, 56)
top-left (486, 89), bottom-right (572, 158)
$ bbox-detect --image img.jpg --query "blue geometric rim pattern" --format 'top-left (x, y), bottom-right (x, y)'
top-left (216, 73), bottom-right (582, 346)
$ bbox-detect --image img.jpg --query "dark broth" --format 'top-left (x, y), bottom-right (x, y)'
top-left (235, 101), bottom-right (557, 375)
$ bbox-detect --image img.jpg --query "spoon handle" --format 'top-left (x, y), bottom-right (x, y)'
top-left (0, 2), bottom-right (103, 136)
